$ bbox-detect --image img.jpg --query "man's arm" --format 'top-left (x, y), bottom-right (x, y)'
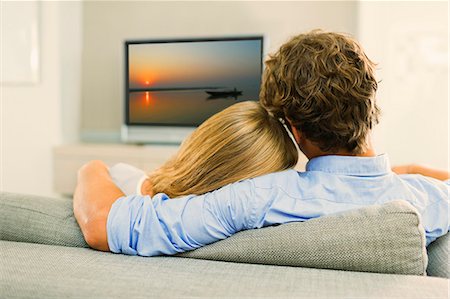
top-left (73, 160), bottom-right (125, 251)
top-left (392, 164), bottom-right (450, 181)
top-left (107, 177), bottom-right (260, 256)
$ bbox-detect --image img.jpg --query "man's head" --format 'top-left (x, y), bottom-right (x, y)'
top-left (260, 30), bottom-right (380, 156)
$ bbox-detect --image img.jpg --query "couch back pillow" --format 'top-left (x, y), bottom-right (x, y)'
top-left (426, 232), bottom-right (449, 278)
top-left (179, 200), bottom-right (428, 275)
top-left (0, 192), bottom-right (427, 275)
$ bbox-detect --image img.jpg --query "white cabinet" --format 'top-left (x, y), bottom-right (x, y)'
top-left (53, 143), bottom-right (179, 195)
top-left (53, 143), bottom-right (307, 195)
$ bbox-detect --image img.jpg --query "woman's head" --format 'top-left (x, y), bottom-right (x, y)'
top-left (149, 101), bottom-right (298, 198)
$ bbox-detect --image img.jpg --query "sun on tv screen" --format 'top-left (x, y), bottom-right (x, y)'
top-left (125, 37), bottom-right (263, 127)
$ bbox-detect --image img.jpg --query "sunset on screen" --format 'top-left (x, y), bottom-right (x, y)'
top-left (127, 39), bottom-right (262, 125)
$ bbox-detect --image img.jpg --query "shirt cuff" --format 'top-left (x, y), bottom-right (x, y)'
top-left (106, 193), bottom-right (186, 256)
top-left (107, 195), bottom-right (143, 255)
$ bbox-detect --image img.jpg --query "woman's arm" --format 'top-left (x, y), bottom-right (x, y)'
top-left (73, 160), bottom-right (125, 251)
top-left (392, 164), bottom-right (450, 181)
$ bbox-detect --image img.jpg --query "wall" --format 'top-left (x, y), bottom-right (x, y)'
top-left (1, 2), bottom-right (82, 196)
top-left (358, 1), bottom-right (448, 169)
top-left (80, 1), bottom-right (358, 141)
top-left (3, 1), bottom-right (446, 197)
top-left (60, 2), bottom-right (83, 144)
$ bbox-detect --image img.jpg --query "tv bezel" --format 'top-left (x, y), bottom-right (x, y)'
top-left (124, 36), bottom-right (264, 128)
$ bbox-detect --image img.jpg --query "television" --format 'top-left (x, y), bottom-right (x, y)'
top-left (122, 36), bottom-right (264, 144)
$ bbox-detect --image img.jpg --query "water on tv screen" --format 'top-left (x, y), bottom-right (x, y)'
top-left (126, 37), bottom-right (263, 126)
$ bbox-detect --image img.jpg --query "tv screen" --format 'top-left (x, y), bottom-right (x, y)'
top-left (125, 37), bottom-right (263, 127)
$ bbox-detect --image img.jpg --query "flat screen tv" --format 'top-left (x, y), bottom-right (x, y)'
top-left (122, 36), bottom-right (264, 144)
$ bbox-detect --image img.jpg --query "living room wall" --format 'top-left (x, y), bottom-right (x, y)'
top-left (358, 1), bottom-right (448, 169)
top-left (80, 1), bottom-right (358, 141)
top-left (2, 1), bottom-right (447, 198)
top-left (1, 2), bottom-right (82, 196)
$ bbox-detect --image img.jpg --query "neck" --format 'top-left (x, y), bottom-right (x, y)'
top-left (300, 139), bottom-right (376, 160)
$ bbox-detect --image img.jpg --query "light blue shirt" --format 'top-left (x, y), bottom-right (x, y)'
top-left (107, 154), bottom-right (450, 256)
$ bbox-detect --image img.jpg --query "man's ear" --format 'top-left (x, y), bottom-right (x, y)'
top-left (287, 119), bottom-right (301, 144)
top-left (290, 126), bottom-right (301, 144)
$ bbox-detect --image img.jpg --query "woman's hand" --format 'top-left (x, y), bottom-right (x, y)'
top-left (392, 164), bottom-right (450, 181)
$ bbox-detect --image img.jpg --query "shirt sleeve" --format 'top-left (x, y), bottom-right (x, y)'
top-left (106, 179), bottom-right (259, 256)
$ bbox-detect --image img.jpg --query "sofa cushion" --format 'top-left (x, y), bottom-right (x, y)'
top-left (426, 232), bottom-right (449, 278)
top-left (0, 192), bottom-right (427, 275)
top-left (1, 240), bottom-right (447, 299)
top-left (179, 200), bottom-right (428, 275)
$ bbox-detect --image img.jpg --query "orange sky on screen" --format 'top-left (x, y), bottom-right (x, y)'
top-left (130, 65), bottom-right (213, 88)
top-left (131, 71), bottom-right (158, 86)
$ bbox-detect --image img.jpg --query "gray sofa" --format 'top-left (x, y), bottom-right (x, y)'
top-left (0, 192), bottom-right (448, 298)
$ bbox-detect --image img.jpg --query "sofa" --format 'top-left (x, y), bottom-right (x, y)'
top-left (0, 191), bottom-right (448, 298)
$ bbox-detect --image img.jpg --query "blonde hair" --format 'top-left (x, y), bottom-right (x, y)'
top-left (148, 101), bottom-right (298, 198)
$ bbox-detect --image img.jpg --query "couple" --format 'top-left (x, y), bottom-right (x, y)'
top-left (74, 30), bottom-right (450, 256)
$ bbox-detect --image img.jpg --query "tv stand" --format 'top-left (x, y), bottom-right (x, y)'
top-left (53, 143), bottom-right (179, 195)
top-left (53, 143), bottom-right (307, 195)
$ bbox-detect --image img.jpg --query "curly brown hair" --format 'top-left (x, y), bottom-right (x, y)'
top-left (260, 30), bottom-right (380, 154)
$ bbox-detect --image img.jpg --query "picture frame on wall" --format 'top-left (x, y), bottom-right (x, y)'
top-left (1, 1), bottom-right (40, 84)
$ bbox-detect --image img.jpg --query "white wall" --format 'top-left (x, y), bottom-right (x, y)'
top-left (1, 1), bottom-right (357, 197)
top-left (358, 1), bottom-right (448, 169)
top-left (80, 1), bottom-right (358, 141)
top-left (1, 2), bottom-right (82, 196)
top-left (2, 1), bottom-right (447, 197)
top-left (59, 2), bottom-right (83, 144)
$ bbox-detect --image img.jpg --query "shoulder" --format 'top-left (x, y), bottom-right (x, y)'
top-left (246, 169), bottom-right (309, 201)
top-left (396, 174), bottom-right (449, 205)
top-left (250, 169), bottom-right (301, 189)
top-left (203, 169), bottom-right (301, 206)
top-left (109, 163), bottom-right (143, 176)
top-left (109, 163), bottom-right (148, 196)
top-left (397, 173), bottom-right (449, 190)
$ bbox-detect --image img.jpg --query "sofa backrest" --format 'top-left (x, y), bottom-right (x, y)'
top-left (0, 192), bottom-right (429, 275)
top-left (426, 232), bottom-right (449, 278)
top-left (179, 200), bottom-right (428, 275)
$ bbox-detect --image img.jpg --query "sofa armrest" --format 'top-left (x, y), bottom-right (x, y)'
top-left (427, 232), bottom-right (449, 278)
top-left (0, 192), bottom-right (88, 247)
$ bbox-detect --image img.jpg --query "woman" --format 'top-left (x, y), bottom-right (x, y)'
top-left (110, 100), bottom-right (299, 198)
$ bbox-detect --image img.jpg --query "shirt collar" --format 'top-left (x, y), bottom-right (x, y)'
top-left (305, 154), bottom-right (391, 176)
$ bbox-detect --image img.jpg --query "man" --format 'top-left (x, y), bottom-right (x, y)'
top-left (74, 30), bottom-right (449, 256)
